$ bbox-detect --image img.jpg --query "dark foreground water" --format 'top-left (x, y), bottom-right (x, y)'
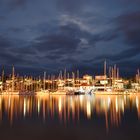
top-left (0, 94), bottom-right (140, 140)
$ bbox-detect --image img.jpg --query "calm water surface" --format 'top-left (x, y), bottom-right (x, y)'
top-left (0, 94), bottom-right (140, 140)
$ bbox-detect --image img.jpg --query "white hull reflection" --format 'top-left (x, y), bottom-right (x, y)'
top-left (36, 90), bottom-right (49, 95)
top-left (49, 89), bottom-right (67, 95)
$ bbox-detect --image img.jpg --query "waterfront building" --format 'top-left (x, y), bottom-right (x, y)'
top-left (113, 79), bottom-right (124, 91)
top-left (82, 74), bottom-right (93, 85)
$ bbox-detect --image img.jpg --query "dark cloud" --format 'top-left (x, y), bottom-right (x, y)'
top-left (0, 0), bottom-right (140, 76)
top-left (0, 16), bottom-right (5, 20)
top-left (61, 58), bottom-right (78, 64)
top-left (95, 47), bottom-right (140, 62)
top-left (117, 11), bottom-right (140, 46)
top-left (117, 59), bottom-right (140, 70)
top-left (116, 59), bottom-right (140, 77)
top-left (76, 59), bottom-right (140, 77)
top-left (0, 36), bottom-right (11, 49)
top-left (34, 34), bottom-right (80, 53)
top-left (44, 54), bottom-right (63, 60)
top-left (69, 61), bottom-right (107, 76)
top-left (32, 23), bottom-right (91, 60)
top-left (8, 0), bottom-right (27, 8)
top-left (89, 29), bottom-right (119, 45)
top-left (56, 0), bottom-right (87, 13)
top-left (0, 36), bottom-right (37, 67)
top-left (93, 11), bottom-right (140, 62)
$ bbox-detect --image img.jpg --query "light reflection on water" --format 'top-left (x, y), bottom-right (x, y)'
top-left (0, 94), bottom-right (140, 130)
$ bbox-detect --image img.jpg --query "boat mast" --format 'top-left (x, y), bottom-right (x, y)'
top-left (138, 69), bottom-right (140, 84)
top-left (72, 72), bottom-right (75, 87)
top-left (1, 66), bottom-right (4, 91)
top-left (43, 71), bottom-right (46, 91)
top-left (104, 60), bottom-right (107, 76)
top-left (64, 68), bottom-right (67, 81)
top-left (77, 70), bottom-right (79, 87)
top-left (67, 72), bottom-right (69, 87)
top-left (12, 65), bottom-right (15, 92)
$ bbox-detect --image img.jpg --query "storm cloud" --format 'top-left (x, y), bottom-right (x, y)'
top-left (0, 0), bottom-right (140, 76)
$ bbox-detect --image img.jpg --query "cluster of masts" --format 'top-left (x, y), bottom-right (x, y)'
top-left (0, 61), bottom-right (140, 94)
top-left (0, 65), bottom-right (83, 93)
top-left (108, 65), bottom-right (120, 80)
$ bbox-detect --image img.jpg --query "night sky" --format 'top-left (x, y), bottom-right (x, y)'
top-left (0, 0), bottom-right (140, 77)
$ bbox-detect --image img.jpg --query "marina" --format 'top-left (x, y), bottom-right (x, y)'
top-left (0, 62), bottom-right (139, 96)
top-left (0, 1), bottom-right (140, 140)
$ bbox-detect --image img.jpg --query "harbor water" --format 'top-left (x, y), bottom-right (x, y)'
top-left (0, 94), bottom-right (140, 140)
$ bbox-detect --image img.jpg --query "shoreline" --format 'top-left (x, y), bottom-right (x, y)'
top-left (0, 91), bottom-right (140, 96)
